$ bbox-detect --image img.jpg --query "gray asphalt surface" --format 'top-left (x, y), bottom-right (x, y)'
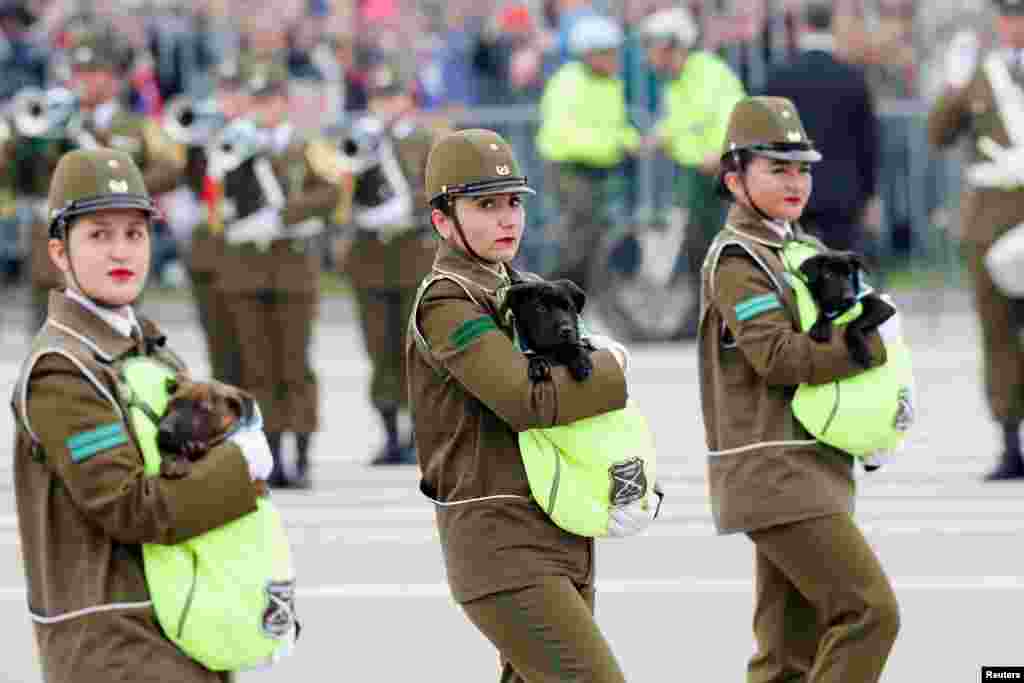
top-left (0, 286), bottom-right (1020, 682)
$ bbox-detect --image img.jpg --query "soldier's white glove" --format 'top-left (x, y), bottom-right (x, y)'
top-left (225, 207), bottom-right (284, 246)
top-left (587, 333), bottom-right (630, 372)
top-left (607, 492), bottom-right (661, 538)
top-left (945, 30), bottom-right (979, 90)
top-left (967, 138), bottom-right (1024, 190)
top-left (228, 404), bottom-right (274, 482)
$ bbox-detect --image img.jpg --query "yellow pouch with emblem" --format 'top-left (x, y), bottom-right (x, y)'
top-left (781, 241), bottom-right (915, 457)
top-left (518, 400), bottom-right (658, 538)
top-left (117, 356), bottom-right (297, 672)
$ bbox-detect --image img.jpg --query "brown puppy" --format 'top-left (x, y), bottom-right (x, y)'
top-left (156, 373), bottom-right (269, 496)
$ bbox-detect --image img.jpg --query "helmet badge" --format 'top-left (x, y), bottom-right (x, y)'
top-left (496, 165), bottom-right (510, 176)
top-left (109, 179), bottom-right (129, 193)
top-left (786, 131), bottom-right (802, 142)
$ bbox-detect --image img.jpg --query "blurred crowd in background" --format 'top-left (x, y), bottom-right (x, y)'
top-left (0, 0), bottom-right (1000, 290)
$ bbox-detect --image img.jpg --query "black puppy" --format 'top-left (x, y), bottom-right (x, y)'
top-left (798, 251), bottom-right (896, 368)
top-left (500, 279), bottom-right (594, 382)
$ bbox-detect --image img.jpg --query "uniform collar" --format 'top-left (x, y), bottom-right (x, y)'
top-left (45, 289), bottom-right (166, 362)
top-left (64, 287), bottom-right (140, 338)
top-left (723, 202), bottom-right (803, 248)
top-left (432, 241), bottom-right (511, 292)
top-left (90, 100), bottom-right (120, 132)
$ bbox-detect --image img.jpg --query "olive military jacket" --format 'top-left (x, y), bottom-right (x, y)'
top-left (16, 103), bottom-right (186, 289)
top-left (406, 243), bottom-right (628, 603)
top-left (11, 291), bottom-right (258, 683)
top-left (215, 126), bottom-right (341, 295)
top-left (343, 117), bottom-right (438, 290)
top-left (927, 48), bottom-right (1024, 246)
top-left (699, 204), bottom-right (889, 534)
top-left (181, 145), bottom-right (227, 277)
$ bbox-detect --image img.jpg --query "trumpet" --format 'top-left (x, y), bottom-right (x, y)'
top-left (163, 95), bottom-right (226, 147)
top-left (5, 86), bottom-right (80, 140)
top-left (204, 117), bottom-right (272, 179)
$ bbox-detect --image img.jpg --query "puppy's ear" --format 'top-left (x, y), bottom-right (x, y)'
top-left (798, 257), bottom-right (823, 284)
top-left (552, 279), bottom-right (586, 314)
top-left (838, 251), bottom-right (868, 273)
top-left (501, 283), bottom-right (536, 317)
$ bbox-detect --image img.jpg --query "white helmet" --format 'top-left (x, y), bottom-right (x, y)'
top-left (569, 15), bottom-right (624, 56)
top-left (640, 7), bottom-right (698, 49)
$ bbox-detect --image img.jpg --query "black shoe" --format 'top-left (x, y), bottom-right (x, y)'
top-left (369, 443), bottom-right (417, 466)
top-left (983, 452), bottom-right (1024, 481)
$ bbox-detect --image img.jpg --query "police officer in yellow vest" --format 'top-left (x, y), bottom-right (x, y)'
top-left (335, 59), bottom-right (439, 466)
top-left (928, 0), bottom-right (1024, 480)
top-left (211, 58), bottom-right (343, 488)
top-left (701, 97), bottom-right (900, 682)
top-left (639, 6), bottom-right (746, 338)
top-left (18, 23), bottom-right (185, 333)
top-left (12, 148), bottom-right (270, 683)
top-left (536, 14), bottom-right (640, 293)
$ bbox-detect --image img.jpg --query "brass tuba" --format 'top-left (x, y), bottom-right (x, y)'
top-left (7, 86), bottom-right (80, 139)
top-left (163, 95), bottom-right (226, 147)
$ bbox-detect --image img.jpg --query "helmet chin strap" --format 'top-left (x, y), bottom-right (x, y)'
top-left (735, 155), bottom-right (785, 227)
top-left (448, 199), bottom-right (499, 266)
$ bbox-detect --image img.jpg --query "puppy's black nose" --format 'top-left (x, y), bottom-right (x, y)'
top-left (559, 326), bottom-right (574, 339)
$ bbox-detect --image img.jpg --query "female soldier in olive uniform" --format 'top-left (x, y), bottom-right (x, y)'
top-left (212, 59), bottom-right (344, 488)
top-left (407, 129), bottom-right (639, 682)
top-left (927, 0), bottom-right (1024, 480)
top-left (336, 60), bottom-right (439, 466)
top-left (700, 97), bottom-right (900, 682)
top-left (11, 149), bottom-right (270, 683)
top-left (15, 23), bottom-right (185, 332)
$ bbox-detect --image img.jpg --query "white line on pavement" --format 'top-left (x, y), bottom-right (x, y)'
top-left (0, 576), bottom-right (1022, 602)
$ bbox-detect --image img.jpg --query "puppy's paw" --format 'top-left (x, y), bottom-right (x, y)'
top-left (809, 318), bottom-right (833, 343)
top-left (159, 456), bottom-right (191, 479)
top-left (846, 332), bottom-right (873, 368)
top-left (528, 357), bottom-right (552, 383)
top-left (567, 353), bottom-right (593, 381)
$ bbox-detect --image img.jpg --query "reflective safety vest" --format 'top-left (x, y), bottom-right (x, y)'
top-left (780, 241), bottom-right (915, 457)
top-left (115, 356), bottom-right (297, 672)
top-left (518, 400), bottom-right (658, 538)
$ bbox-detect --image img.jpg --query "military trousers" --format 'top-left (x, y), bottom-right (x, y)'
top-left (188, 269), bottom-right (241, 385)
top-left (224, 289), bottom-right (318, 434)
top-left (746, 514), bottom-right (900, 683)
top-left (965, 241), bottom-right (1024, 422)
top-left (546, 162), bottom-right (619, 291)
top-left (353, 286), bottom-right (418, 413)
top-left (460, 576), bottom-right (626, 683)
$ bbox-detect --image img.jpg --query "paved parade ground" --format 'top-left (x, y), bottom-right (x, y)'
top-left (0, 288), bottom-right (1022, 682)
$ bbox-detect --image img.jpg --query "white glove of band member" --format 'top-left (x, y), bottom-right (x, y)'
top-left (945, 30), bottom-right (979, 90)
top-left (228, 404), bottom-right (274, 481)
top-left (587, 333), bottom-right (631, 372)
top-left (607, 492), bottom-right (661, 538)
top-left (225, 207), bottom-right (284, 245)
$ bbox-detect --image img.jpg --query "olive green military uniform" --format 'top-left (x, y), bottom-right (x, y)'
top-left (212, 60), bottom-right (342, 485)
top-left (927, 0), bottom-right (1024, 478)
top-left (339, 61), bottom-right (438, 464)
top-left (702, 98), bottom-right (899, 682)
top-left (17, 29), bottom-right (185, 332)
top-left (408, 129), bottom-right (629, 682)
top-left (11, 149), bottom-right (259, 683)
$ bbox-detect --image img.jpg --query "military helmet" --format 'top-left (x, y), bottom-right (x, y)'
top-left (426, 129), bottom-right (535, 204)
top-left (48, 149), bottom-right (157, 239)
top-left (237, 57), bottom-right (290, 97)
top-left (639, 7), bottom-right (698, 49)
top-left (569, 15), bottom-right (624, 56)
top-left (68, 24), bottom-right (132, 73)
top-left (995, 0), bottom-right (1024, 16)
top-left (721, 96), bottom-right (822, 163)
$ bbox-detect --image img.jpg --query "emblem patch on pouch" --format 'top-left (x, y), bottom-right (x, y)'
top-left (609, 457), bottom-right (648, 507)
top-left (893, 387), bottom-right (914, 432)
top-left (262, 579), bottom-right (297, 639)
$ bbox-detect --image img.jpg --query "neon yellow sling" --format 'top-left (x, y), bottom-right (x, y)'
top-left (116, 356), bottom-right (296, 672)
top-left (518, 400), bottom-right (658, 538)
top-left (780, 241), bottom-right (915, 457)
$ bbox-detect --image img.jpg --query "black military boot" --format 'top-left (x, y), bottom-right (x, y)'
top-left (266, 432), bottom-right (287, 487)
top-left (369, 406), bottom-right (403, 466)
top-left (291, 433), bottom-right (313, 489)
top-left (984, 422), bottom-right (1024, 481)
